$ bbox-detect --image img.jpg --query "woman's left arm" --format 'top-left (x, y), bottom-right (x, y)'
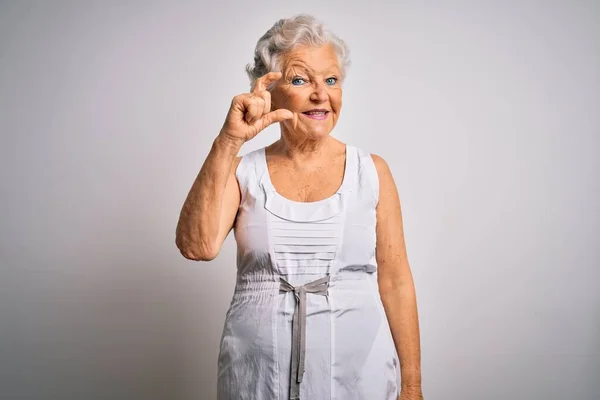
top-left (371, 154), bottom-right (423, 399)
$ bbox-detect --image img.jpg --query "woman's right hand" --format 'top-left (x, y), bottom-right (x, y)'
top-left (218, 71), bottom-right (293, 146)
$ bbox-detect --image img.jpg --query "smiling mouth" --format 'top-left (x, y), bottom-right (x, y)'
top-left (301, 111), bottom-right (329, 120)
top-left (301, 110), bottom-right (330, 120)
top-left (302, 109), bottom-right (329, 115)
top-left (302, 111), bottom-right (328, 115)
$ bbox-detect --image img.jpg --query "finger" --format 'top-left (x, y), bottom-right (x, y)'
top-left (253, 90), bottom-right (271, 116)
top-left (253, 108), bottom-right (293, 130)
top-left (246, 96), bottom-right (268, 125)
top-left (252, 71), bottom-right (283, 93)
top-left (230, 94), bottom-right (252, 124)
top-left (244, 100), bottom-right (262, 124)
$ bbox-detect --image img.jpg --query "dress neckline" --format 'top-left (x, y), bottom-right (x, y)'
top-left (261, 144), bottom-right (351, 205)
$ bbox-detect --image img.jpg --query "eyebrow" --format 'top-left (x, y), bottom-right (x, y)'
top-left (285, 64), bottom-right (340, 77)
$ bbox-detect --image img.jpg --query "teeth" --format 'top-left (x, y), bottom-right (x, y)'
top-left (306, 111), bottom-right (326, 115)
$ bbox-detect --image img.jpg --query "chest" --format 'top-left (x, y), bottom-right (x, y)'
top-left (267, 158), bottom-right (346, 203)
top-left (234, 181), bottom-right (378, 275)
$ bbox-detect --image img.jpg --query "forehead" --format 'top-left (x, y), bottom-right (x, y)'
top-left (281, 44), bottom-right (340, 74)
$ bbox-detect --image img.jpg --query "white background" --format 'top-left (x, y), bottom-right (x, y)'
top-left (0, 1), bottom-right (598, 399)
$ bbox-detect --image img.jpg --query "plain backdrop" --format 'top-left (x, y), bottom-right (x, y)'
top-left (0, 1), bottom-right (598, 399)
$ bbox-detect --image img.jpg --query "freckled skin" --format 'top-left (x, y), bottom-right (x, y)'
top-left (270, 44), bottom-right (343, 141)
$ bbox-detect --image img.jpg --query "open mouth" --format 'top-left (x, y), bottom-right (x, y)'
top-left (301, 110), bottom-right (329, 119)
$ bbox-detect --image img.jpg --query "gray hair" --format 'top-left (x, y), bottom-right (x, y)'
top-left (245, 14), bottom-right (351, 89)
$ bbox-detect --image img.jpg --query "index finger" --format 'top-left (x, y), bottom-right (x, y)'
top-left (252, 71), bottom-right (282, 93)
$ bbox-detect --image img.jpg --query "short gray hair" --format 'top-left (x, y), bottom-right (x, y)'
top-left (245, 14), bottom-right (351, 89)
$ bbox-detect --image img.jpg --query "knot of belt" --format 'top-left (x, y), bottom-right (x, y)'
top-left (279, 275), bottom-right (330, 400)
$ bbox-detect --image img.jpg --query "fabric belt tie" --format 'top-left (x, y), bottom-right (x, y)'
top-left (279, 275), bottom-right (330, 400)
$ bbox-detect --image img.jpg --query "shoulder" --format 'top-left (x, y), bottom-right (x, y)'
top-left (352, 146), bottom-right (385, 167)
top-left (370, 153), bottom-right (393, 180)
top-left (234, 147), bottom-right (262, 174)
top-left (368, 153), bottom-right (400, 208)
top-left (353, 146), bottom-right (393, 182)
top-left (234, 147), bottom-right (265, 195)
top-left (237, 146), bottom-right (264, 162)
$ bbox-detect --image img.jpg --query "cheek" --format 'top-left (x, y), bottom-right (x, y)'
top-left (287, 92), bottom-right (306, 108)
top-left (280, 94), bottom-right (299, 111)
top-left (272, 88), bottom-right (292, 107)
top-left (331, 89), bottom-right (342, 106)
top-left (333, 96), bottom-right (342, 112)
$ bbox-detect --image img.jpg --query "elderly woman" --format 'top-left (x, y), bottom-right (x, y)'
top-left (176, 14), bottom-right (423, 400)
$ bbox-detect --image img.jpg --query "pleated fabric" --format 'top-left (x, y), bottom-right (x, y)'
top-left (217, 144), bottom-right (400, 400)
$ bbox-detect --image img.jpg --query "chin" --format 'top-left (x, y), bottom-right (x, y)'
top-left (306, 122), bottom-right (337, 137)
top-left (305, 128), bottom-right (333, 139)
top-left (284, 119), bottom-right (336, 139)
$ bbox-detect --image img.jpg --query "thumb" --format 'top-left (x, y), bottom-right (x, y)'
top-left (256, 109), bottom-right (293, 128)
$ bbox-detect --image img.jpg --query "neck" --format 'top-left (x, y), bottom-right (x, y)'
top-left (273, 128), bottom-right (334, 160)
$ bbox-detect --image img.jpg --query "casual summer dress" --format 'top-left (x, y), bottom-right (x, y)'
top-left (217, 144), bottom-right (401, 400)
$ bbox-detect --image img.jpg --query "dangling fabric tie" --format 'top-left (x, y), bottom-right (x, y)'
top-left (279, 275), bottom-right (330, 400)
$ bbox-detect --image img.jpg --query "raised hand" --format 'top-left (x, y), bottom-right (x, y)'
top-left (219, 71), bottom-right (293, 146)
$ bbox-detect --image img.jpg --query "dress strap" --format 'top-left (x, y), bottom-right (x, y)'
top-left (258, 144), bottom-right (356, 222)
top-left (235, 148), bottom-right (263, 203)
top-left (355, 147), bottom-right (380, 207)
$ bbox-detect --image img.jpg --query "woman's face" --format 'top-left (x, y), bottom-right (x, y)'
top-left (270, 44), bottom-right (343, 140)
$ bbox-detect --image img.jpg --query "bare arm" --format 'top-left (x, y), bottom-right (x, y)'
top-left (175, 71), bottom-right (292, 261)
top-left (372, 154), bottom-right (423, 397)
top-left (175, 135), bottom-right (243, 261)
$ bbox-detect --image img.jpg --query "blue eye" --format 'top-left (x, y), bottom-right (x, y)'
top-left (325, 77), bottom-right (338, 85)
top-left (291, 77), bottom-right (306, 85)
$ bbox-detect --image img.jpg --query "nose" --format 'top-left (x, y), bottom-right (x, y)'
top-left (309, 81), bottom-right (328, 103)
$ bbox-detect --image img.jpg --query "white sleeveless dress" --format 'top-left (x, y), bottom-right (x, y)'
top-left (217, 144), bottom-right (400, 400)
